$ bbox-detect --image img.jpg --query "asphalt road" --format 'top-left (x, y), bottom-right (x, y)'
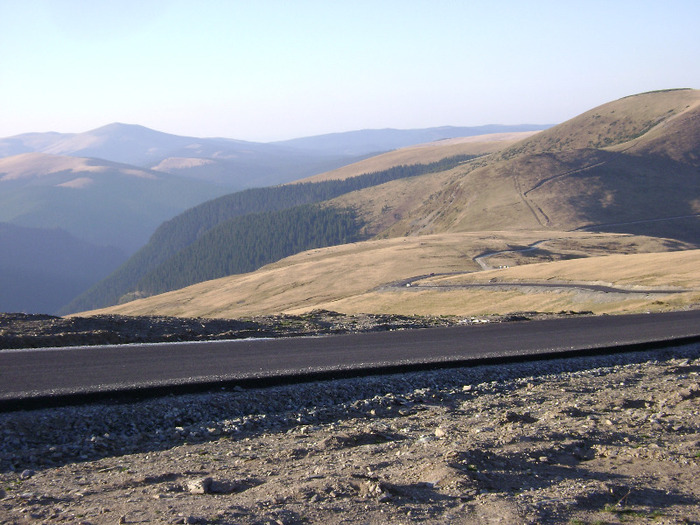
top-left (407, 280), bottom-right (690, 294)
top-left (2, 310), bottom-right (700, 409)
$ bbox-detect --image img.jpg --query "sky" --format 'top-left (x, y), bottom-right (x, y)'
top-left (1, 0), bottom-right (699, 142)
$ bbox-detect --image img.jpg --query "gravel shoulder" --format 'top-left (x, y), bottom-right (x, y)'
top-left (1, 342), bottom-right (699, 524)
top-left (0, 310), bottom-right (592, 350)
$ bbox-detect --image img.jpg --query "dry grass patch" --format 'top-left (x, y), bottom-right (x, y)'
top-left (336, 249), bottom-right (700, 317)
top-left (504, 89), bottom-right (700, 156)
top-left (432, 249), bottom-right (700, 290)
top-left (378, 90), bottom-right (700, 241)
top-left (302, 288), bottom-right (700, 317)
top-left (83, 234), bottom-right (481, 318)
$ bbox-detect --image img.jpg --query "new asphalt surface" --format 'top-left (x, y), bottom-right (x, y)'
top-left (2, 310), bottom-right (700, 410)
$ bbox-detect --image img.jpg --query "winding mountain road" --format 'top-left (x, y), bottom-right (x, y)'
top-left (2, 310), bottom-right (700, 411)
top-left (404, 279), bottom-right (691, 295)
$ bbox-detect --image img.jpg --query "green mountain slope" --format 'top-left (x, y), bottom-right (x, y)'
top-left (136, 204), bottom-right (363, 295)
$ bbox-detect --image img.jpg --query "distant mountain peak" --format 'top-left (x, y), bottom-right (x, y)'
top-left (90, 122), bottom-right (180, 138)
top-left (97, 122), bottom-right (150, 130)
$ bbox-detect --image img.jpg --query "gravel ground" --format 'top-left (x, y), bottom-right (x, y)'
top-left (0, 311), bottom-right (458, 350)
top-left (0, 311), bottom-right (584, 349)
top-left (1, 341), bottom-right (699, 524)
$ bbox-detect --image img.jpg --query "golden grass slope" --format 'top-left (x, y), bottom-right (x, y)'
top-left (375, 89), bottom-right (700, 239)
top-left (501, 88), bottom-right (700, 157)
top-left (344, 249), bottom-right (700, 317)
top-left (82, 231), bottom-right (698, 319)
top-left (430, 249), bottom-right (700, 289)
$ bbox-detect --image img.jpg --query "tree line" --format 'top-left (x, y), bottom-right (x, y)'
top-left (135, 204), bottom-right (363, 295)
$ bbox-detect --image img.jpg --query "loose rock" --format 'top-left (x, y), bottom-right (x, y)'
top-left (186, 477), bottom-right (213, 495)
top-left (1, 342), bottom-right (698, 524)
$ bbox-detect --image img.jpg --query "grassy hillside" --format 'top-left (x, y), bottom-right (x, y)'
top-left (499, 88), bottom-right (700, 157)
top-left (367, 89), bottom-right (700, 242)
top-left (81, 231), bottom-right (694, 318)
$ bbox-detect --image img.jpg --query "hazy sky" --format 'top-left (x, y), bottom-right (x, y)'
top-left (2, 0), bottom-right (699, 142)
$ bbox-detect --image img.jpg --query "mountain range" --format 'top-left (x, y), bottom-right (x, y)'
top-left (0, 123), bottom-right (548, 314)
top-left (76, 89), bottom-right (700, 319)
top-left (0, 123), bottom-right (547, 186)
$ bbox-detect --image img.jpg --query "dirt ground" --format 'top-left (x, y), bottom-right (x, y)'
top-left (1, 343), bottom-right (699, 524)
top-left (0, 311), bottom-right (470, 349)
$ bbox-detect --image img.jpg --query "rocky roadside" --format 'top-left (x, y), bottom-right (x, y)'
top-left (1, 342), bottom-right (698, 524)
top-left (0, 310), bottom-right (586, 349)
